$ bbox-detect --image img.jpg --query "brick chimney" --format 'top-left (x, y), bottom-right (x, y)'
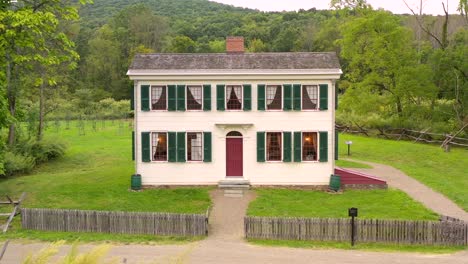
top-left (226, 36), bottom-right (245, 54)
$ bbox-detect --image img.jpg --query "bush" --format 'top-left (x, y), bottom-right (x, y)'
top-left (4, 151), bottom-right (35, 176)
top-left (16, 138), bottom-right (67, 164)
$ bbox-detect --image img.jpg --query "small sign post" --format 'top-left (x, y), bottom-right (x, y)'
top-left (348, 207), bottom-right (358, 246)
top-left (345, 141), bottom-right (353, 156)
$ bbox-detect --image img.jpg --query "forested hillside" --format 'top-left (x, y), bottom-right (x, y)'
top-left (0, 0), bottom-right (467, 176)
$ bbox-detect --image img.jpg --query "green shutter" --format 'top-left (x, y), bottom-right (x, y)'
top-left (141, 85), bottom-right (150, 111)
top-left (141, 132), bottom-right (151, 162)
top-left (293, 84), bottom-right (301, 111)
top-left (293, 132), bottom-right (302, 162)
top-left (335, 130), bottom-right (338, 161)
top-left (216, 84), bottom-right (225, 111)
top-left (335, 83), bottom-right (338, 110)
top-left (132, 131), bottom-right (135, 161)
top-left (257, 132), bottom-right (265, 162)
top-left (283, 132), bottom-right (292, 162)
top-left (257, 84), bottom-right (266, 111)
top-left (204, 132), bottom-right (212, 162)
top-left (177, 85), bottom-right (186, 111)
top-left (177, 132), bottom-right (186, 162)
top-left (130, 88), bottom-right (135, 110)
top-left (203, 84), bottom-right (211, 111)
top-left (319, 131), bottom-right (328, 162)
top-left (319, 84), bottom-right (328, 110)
top-left (283, 84), bottom-right (292, 111)
top-left (168, 132), bottom-right (177, 162)
top-left (168, 85), bottom-right (177, 111)
top-left (243, 84), bottom-right (252, 111)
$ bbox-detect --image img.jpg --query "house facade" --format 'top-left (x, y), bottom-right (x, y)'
top-left (127, 37), bottom-right (342, 187)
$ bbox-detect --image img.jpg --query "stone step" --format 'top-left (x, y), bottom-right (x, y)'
top-left (218, 184), bottom-right (250, 190)
top-left (224, 193), bottom-right (244, 198)
top-left (224, 189), bottom-right (244, 194)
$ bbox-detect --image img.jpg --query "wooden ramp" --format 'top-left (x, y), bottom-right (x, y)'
top-left (334, 168), bottom-right (387, 188)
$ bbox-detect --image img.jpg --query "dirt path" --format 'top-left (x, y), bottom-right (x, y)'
top-left (2, 185), bottom-right (467, 263)
top-left (347, 159), bottom-right (468, 222)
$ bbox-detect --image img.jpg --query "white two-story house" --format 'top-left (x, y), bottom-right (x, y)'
top-left (127, 37), bottom-right (342, 187)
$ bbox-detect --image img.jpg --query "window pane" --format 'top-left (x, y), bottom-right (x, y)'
top-left (302, 132), bottom-right (318, 161)
top-left (267, 132), bottom-right (282, 161)
top-left (152, 132), bottom-right (167, 161)
top-left (187, 86), bottom-right (203, 110)
top-left (226, 85), bottom-right (242, 110)
top-left (302, 85), bottom-right (318, 110)
top-left (187, 132), bottom-right (203, 161)
top-left (266, 85), bottom-right (282, 110)
top-left (151, 86), bottom-right (167, 110)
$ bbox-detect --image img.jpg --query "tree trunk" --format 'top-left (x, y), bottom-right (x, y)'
top-left (396, 97), bottom-right (403, 117)
top-left (6, 53), bottom-right (15, 147)
top-left (37, 72), bottom-right (45, 141)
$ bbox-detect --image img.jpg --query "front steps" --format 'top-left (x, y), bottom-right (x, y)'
top-left (218, 179), bottom-right (250, 198)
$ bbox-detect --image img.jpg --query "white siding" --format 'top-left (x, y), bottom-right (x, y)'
top-left (134, 75), bottom-right (338, 186)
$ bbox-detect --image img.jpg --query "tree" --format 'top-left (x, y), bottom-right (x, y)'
top-left (247, 39), bottom-right (267, 52)
top-left (166, 35), bottom-right (197, 53)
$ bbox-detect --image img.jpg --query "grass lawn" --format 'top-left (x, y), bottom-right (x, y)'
top-left (338, 134), bottom-right (468, 211)
top-left (0, 121), bottom-right (211, 242)
top-left (248, 189), bottom-right (439, 220)
top-left (335, 159), bottom-right (372, 169)
top-left (249, 239), bottom-right (466, 254)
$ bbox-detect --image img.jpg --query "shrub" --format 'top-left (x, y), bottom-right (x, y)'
top-left (16, 138), bottom-right (67, 164)
top-left (4, 151), bottom-right (35, 176)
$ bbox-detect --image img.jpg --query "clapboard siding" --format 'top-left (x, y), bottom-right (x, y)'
top-left (245, 216), bottom-right (467, 246)
top-left (335, 168), bottom-right (387, 185)
top-left (21, 208), bottom-right (207, 237)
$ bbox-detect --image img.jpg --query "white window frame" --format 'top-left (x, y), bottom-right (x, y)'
top-left (186, 85), bottom-right (204, 111)
top-left (225, 85), bottom-right (244, 111)
top-left (301, 85), bottom-right (320, 111)
top-left (300, 131), bottom-right (319, 163)
top-left (266, 85), bottom-right (283, 111)
top-left (265, 131), bottom-right (283, 162)
top-left (186, 131), bottom-right (204, 162)
top-left (150, 85), bottom-right (168, 111)
top-left (150, 131), bottom-right (168, 162)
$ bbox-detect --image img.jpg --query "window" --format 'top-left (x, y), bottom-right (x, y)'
top-left (226, 85), bottom-right (242, 110)
top-left (266, 132), bottom-right (282, 161)
top-left (302, 132), bottom-right (318, 161)
top-left (187, 86), bottom-right (203, 110)
top-left (187, 132), bottom-right (203, 161)
top-left (302, 85), bottom-right (318, 110)
top-left (266, 85), bottom-right (282, 110)
top-left (152, 132), bottom-right (167, 161)
top-left (151, 86), bottom-right (167, 110)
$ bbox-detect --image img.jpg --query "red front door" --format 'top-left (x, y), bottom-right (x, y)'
top-left (226, 138), bottom-right (243, 177)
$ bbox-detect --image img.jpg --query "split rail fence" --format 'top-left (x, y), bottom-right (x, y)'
top-left (22, 208), bottom-right (208, 237)
top-left (245, 217), bottom-right (467, 246)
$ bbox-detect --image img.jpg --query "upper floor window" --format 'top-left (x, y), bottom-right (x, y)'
top-left (302, 132), bottom-right (318, 161)
top-left (187, 86), bottom-right (203, 110)
top-left (226, 85), bottom-right (243, 110)
top-left (151, 86), bottom-right (167, 110)
top-left (152, 132), bottom-right (167, 161)
top-left (187, 132), bottom-right (203, 161)
top-left (302, 85), bottom-right (318, 110)
top-left (266, 85), bottom-right (282, 110)
top-left (266, 132), bottom-right (282, 161)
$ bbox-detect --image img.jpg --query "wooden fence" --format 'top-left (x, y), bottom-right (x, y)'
top-left (245, 217), bottom-right (467, 246)
top-left (22, 208), bottom-right (208, 237)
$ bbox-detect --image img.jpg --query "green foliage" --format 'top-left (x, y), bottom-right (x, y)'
top-left (166, 35), bottom-right (197, 53)
top-left (4, 151), bottom-right (35, 176)
top-left (248, 189), bottom-right (438, 220)
top-left (15, 138), bottom-right (67, 164)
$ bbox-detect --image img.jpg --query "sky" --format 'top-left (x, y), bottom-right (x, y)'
top-left (210, 0), bottom-right (460, 15)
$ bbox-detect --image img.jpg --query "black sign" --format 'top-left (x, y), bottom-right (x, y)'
top-left (348, 207), bottom-right (358, 217)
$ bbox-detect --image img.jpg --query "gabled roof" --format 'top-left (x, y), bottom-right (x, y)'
top-left (128, 52), bottom-right (341, 71)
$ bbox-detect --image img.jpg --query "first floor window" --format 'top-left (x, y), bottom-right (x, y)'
top-left (302, 85), bottom-right (318, 110)
top-left (187, 132), bottom-right (203, 161)
top-left (266, 132), bottom-right (282, 161)
top-left (152, 132), bottom-right (167, 161)
top-left (226, 85), bottom-right (242, 110)
top-left (151, 86), bottom-right (167, 110)
top-left (266, 85), bottom-right (282, 110)
top-left (187, 86), bottom-right (203, 110)
top-left (302, 132), bottom-right (318, 161)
